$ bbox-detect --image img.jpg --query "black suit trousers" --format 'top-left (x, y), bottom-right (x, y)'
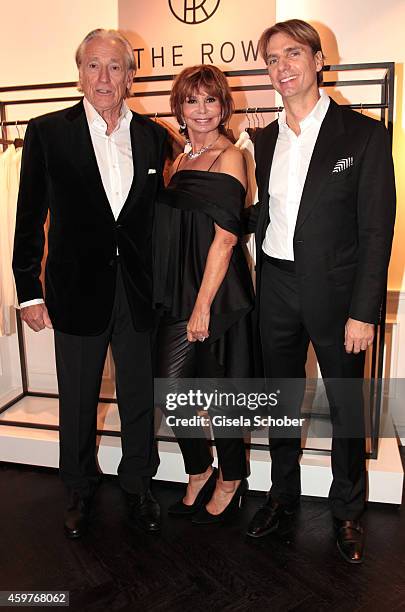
top-left (54, 263), bottom-right (159, 497)
top-left (259, 257), bottom-right (366, 520)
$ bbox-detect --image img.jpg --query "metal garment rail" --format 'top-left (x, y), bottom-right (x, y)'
top-left (0, 62), bottom-right (395, 457)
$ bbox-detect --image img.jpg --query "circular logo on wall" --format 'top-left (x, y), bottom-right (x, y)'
top-left (168, 0), bottom-right (221, 25)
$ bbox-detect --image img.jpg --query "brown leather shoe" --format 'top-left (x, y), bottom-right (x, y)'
top-left (246, 496), bottom-right (297, 538)
top-left (335, 519), bottom-right (365, 564)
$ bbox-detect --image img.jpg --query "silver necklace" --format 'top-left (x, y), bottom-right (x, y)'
top-left (186, 134), bottom-right (220, 159)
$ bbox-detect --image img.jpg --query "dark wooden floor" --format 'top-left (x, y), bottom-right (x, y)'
top-left (1, 455), bottom-right (405, 612)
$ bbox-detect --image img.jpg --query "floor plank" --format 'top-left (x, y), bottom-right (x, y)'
top-left (0, 455), bottom-right (404, 611)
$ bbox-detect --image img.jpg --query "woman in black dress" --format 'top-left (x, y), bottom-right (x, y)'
top-left (155, 65), bottom-right (254, 524)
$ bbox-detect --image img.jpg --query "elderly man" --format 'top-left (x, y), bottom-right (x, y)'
top-left (13, 29), bottom-right (167, 537)
top-left (246, 19), bottom-right (395, 563)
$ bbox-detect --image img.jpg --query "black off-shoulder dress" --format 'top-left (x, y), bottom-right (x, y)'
top-left (154, 169), bottom-right (254, 480)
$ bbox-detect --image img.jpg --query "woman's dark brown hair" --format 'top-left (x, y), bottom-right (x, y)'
top-left (170, 64), bottom-right (234, 134)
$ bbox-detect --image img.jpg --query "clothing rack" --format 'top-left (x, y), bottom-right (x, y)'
top-left (0, 62), bottom-right (395, 459)
top-left (0, 63), bottom-right (394, 128)
top-left (0, 137), bottom-right (23, 147)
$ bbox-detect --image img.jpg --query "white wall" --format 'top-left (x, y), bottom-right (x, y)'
top-left (119, 0), bottom-right (276, 133)
top-left (1, 0), bottom-right (403, 281)
top-left (0, 1), bottom-right (404, 412)
top-left (0, 0), bottom-right (118, 86)
top-left (1, 1), bottom-right (118, 126)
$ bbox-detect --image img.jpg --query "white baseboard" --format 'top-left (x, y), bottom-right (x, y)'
top-left (0, 396), bottom-right (402, 504)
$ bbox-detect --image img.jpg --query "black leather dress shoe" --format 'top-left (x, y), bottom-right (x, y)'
top-left (334, 519), bottom-right (365, 564)
top-left (246, 496), bottom-right (297, 538)
top-left (127, 489), bottom-right (161, 533)
top-left (168, 468), bottom-right (218, 516)
top-left (64, 493), bottom-right (92, 539)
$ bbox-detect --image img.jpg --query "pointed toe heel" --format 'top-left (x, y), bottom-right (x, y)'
top-left (168, 467), bottom-right (217, 516)
top-left (192, 479), bottom-right (248, 525)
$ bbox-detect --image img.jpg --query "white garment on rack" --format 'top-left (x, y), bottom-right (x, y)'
top-left (235, 130), bottom-right (258, 282)
top-left (0, 145), bottom-right (21, 335)
top-left (8, 146), bottom-right (22, 305)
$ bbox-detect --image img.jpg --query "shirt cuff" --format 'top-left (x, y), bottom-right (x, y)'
top-left (19, 299), bottom-right (45, 308)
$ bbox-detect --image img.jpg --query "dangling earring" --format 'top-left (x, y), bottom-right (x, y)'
top-left (179, 119), bottom-right (187, 130)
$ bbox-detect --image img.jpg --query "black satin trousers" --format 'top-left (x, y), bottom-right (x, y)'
top-left (156, 316), bottom-right (248, 480)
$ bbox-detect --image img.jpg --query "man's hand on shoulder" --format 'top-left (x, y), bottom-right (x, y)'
top-left (344, 318), bottom-right (374, 354)
top-left (20, 304), bottom-right (53, 332)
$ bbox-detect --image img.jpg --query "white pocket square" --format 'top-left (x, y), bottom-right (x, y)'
top-left (148, 168), bottom-right (157, 174)
top-left (332, 157), bottom-right (353, 173)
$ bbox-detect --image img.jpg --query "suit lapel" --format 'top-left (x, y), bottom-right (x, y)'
top-left (118, 113), bottom-right (150, 220)
top-left (295, 99), bottom-right (345, 233)
top-left (66, 101), bottom-right (114, 222)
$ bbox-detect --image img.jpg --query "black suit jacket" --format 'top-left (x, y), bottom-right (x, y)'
top-left (13, 101), bottom-right (167, 335)
top-left (248, 99), bottom-right (396, 345)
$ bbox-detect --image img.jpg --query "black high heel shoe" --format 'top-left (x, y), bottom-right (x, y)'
top-left (168, 468), bottom-right (217, 516)
top-left (192, 478), bottom-right (248, 525)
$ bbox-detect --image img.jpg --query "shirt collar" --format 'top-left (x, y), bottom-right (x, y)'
top-left (278, 88), bottom-right (330, 134)
top-left (83, 97), bottom-right (132, 134)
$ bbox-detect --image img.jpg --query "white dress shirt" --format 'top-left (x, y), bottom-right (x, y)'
top-left (83, 97), bottom-right (134, 220)
top-left (20, 98), bottom-right (134, 308)
top-left (262, 89), bottom-right (330, 261)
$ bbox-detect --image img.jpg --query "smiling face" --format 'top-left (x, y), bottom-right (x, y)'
top-left (181, 89), bottom-right (223, 139)
top-left (265, 31), bottom-right (323, 103)
top-left (79, 36), bottom-right (134, 115)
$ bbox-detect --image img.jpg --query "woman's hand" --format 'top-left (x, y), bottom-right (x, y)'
top-left (187, 305), bottom-right (210, 343)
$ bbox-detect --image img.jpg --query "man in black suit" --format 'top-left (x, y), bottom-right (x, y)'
top-left (13, 29), bottom-right (167, 538)
top-left (246, 20), bottom-right (395, 563)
